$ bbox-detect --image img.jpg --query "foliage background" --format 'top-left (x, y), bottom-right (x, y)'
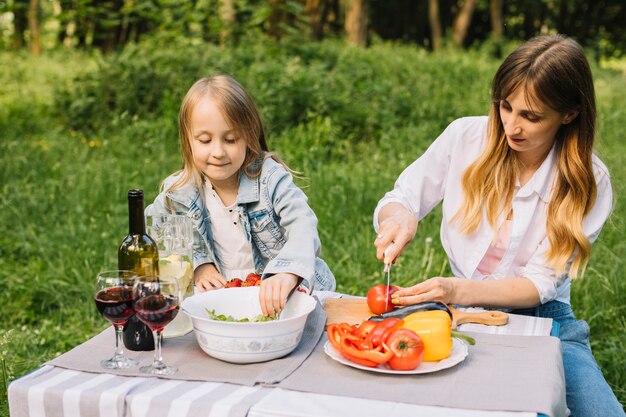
top-left (1, 1), bottom-right (625, 414)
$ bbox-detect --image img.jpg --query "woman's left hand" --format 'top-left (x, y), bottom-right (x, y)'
top-left (259, 273), bottom-right (300, 317)
top-left (391, 277), bottom-right (460, 306)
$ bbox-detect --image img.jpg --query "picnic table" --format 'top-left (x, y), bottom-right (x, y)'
top-left (8, 292), bottom-right (566, 417)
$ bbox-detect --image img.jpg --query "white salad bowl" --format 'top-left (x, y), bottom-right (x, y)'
top-left (181, 286), bottom-right (317, 364)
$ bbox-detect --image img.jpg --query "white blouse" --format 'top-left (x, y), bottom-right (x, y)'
top-left (204, 185), bottom-right (255, 280)
top-left (374, 116), bottom-right (613, 305)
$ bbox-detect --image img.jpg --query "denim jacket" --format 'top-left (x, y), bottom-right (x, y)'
top-left (145, 157), bottom-right (336, 291)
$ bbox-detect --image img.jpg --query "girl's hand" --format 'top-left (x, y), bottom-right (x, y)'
top-left (259, 273), bottom-right (300, 317)
top-left (391, 277), bottom-right (460, 306)
top-left (194, 263), bottom-right (227, 292)
top-left (375, 203), bottom-right (418, 265)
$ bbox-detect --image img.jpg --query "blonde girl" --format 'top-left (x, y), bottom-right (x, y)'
top-left (147, 75), bottom-right (335, 316)
top-left (374, 35), bottom-right (622, 417)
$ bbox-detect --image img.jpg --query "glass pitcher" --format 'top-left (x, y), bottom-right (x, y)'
top-left (146, 214), bottom-right (194, 338)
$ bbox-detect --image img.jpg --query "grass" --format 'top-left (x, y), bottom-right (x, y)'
top-left (0, 40), bottom-right (624, 414)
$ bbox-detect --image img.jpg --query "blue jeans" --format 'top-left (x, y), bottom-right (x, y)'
top-left (511, 301), bottom-right (625, 417)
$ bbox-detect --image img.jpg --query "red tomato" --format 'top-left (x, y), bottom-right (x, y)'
top-left (366, 285), bottom-right (399, 315)
top-left (225, 278), bottom-right (243, 288)
top-left (385, 329), bottom-right (424, 370)
top-left (245, 273), bottom-right (261, 284)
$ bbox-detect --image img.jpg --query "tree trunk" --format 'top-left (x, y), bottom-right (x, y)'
top-left (452, 0), bottom-right (478, 47)
top-left (27, 0), bottom-right (41, 55)
top-left (265, 0), bottom-right (289, 40)
top-left (344, 0), bottom-right (368, 47)
top-left (490, 0), bottom-right (503, 37)
top-left (428, 0), bottom-right (442, 51)
top-left (306, 0), bottom-right (329, 40)
top-left (219, 0), bottom-right (236, 46)
top-left (12, 0), bottom-right (28, 49)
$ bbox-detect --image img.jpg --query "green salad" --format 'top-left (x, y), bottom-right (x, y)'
top-left (205, 308), bottom-right (276, 322)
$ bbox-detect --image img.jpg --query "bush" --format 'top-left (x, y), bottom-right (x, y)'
top-left (54, 39), bottom-right (496, 144)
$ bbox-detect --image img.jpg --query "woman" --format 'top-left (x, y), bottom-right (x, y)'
top-left (374, 35), bottom-right (623, 417)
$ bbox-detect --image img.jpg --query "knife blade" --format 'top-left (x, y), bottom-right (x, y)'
top-left (383, 244), bottom-right (395, 312)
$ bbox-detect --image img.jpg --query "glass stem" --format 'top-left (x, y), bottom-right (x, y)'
top-left (152, 329), bottom-right (163, 368)
top-left (114, 324), bottom-right (125, 358)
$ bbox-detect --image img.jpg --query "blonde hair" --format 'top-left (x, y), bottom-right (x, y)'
top-left (455, 35), bottom-right (598, 278)
top-left (167, 75), bottom-right (284, 198)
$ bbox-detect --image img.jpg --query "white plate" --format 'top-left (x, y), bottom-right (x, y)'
top-left (324, 337), bottom-right (469, 374)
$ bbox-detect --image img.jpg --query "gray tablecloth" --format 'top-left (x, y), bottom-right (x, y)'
top-left (276, 332), bottom-right (567, 417)
top-left (46, 301), bottom-right (326, 386)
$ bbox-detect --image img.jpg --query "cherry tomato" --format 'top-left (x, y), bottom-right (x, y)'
top-left (366, 284), bottom-right (399, 315)
top-left (225, 278), bottom-right (243, 288)
top-left (385, 328), bottom-right (424, 370)
top-left (245, 273), bottom-right (261, 284)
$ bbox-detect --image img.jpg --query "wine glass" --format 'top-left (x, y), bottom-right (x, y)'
top-left (133, 275), bottom-right (181, 375)
top-left (94, 270), bottom-right (138, 369)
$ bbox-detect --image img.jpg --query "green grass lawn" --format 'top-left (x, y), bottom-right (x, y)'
top-left (1, 40), bottom-right (624, 414)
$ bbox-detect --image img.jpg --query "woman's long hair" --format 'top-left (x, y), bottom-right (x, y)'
top-left (455, 35), bottom-right (597, 278)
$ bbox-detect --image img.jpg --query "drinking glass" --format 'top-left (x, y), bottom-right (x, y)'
top-left (94, 270), bottom-right (138, 369)
top-left (146, 214), bottom-right (194, 337)
top-left (133, 275), bottom-right (181, 375)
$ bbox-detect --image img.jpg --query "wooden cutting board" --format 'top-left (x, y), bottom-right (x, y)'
top-left (323, 298), bottom-right (509, 330)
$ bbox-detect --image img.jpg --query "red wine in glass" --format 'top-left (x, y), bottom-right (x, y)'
top-left (134, 294), bottom-right (179, 332)
top-left (95, 287), bottom-right (134, 326)
top-left (133, 275), bottom-right (181, 375)
top-left (95, 270), bottom-right (138, 369)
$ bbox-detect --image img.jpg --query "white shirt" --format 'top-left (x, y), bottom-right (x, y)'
top-left (374, 116), bottom-right (613, 305)
top-left (204, 186), bottom-right (255, 280)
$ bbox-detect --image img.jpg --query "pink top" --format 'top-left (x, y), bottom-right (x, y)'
top-left (477, 219), bottom-right (512, 276)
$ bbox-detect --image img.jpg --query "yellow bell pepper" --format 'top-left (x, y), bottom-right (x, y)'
top-left (400, 309), bottom-right (452, 361)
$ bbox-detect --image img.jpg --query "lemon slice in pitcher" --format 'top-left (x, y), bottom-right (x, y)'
top-left (159, 255), bottom-right (194, 296)
top-left (160, 254), bottom-right (194, 338)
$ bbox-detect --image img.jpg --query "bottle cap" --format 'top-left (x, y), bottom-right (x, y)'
top-left (128, 189), bottom-right (144, 198)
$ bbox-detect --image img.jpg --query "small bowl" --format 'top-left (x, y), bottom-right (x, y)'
top-left (181, 286), bottom-right (316, 363)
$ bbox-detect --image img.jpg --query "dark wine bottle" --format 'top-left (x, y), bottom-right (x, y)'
top-left (119, 189), bottom-right (158, 351)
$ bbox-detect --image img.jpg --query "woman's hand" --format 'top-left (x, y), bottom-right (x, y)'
top-left (194, 263), bottom-right (227, 292)
top-left (375, 202), bottom-right (418, 265)
top-left (391, 277), bottom-right (461, 306)
top-left (259, 273), bottom-right (300, 317)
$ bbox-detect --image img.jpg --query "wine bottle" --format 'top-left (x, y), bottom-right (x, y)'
top-left (119, 189), bottom-right (158, 351)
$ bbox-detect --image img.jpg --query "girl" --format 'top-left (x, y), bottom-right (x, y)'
top-left (374, 35), bottom-right (623, 417)
top-left (147, 75), bottom-right (335, 316)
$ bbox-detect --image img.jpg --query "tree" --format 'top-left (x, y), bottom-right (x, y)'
top-left (490, 0), bottom-right (503, 37)
top-left (219, 0), bottom-right (236, 45)
top-left (428, 0), bottom-right (442, 51)
top-left (344, 0), bottom-right (368, 47)
top-left (452, 0), bottom-right (478, 47)
top-left (306, 0), bottom-right (330, 40)
top-left (27, 0), bottom-right (41, 55)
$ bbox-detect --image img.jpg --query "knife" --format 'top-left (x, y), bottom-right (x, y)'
top-left (383, 244), bottom-right (395, 312)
